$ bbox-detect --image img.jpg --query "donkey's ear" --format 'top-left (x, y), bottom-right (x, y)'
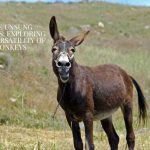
top-left (49, 16), bottom-right (60, 42)
top-left (70, 31), bottom-right (90, 46)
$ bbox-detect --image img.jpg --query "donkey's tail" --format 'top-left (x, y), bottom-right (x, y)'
top-left (130, 76), bottom-right (148, 124)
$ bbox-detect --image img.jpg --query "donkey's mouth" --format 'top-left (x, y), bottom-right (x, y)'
top-left (59, 74), bottom-right (69, 83)
top-left (58, 66), bottom-right (70, 83)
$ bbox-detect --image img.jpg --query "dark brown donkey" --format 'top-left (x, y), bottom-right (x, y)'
top-left (49, 16), bottom-right (147, 150)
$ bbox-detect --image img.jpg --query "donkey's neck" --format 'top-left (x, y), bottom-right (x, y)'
top-left (68, 59), bottom-right (78, 81)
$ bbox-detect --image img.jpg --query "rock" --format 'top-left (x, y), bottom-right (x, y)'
top-left (9, 97), bottom-right (17, 103)
top-left (80, 24), bottom-right (92, 31)
top-left (0, 52), bottom-right (14, 70)
top-left (144, 25), bottom-right (150, 29)
top-left (98, 21), bottom-right (105, 28)
top-left (0, 64), bottom-right (4, 69)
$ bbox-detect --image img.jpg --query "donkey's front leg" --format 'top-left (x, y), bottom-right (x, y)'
top-left (72, 121), bottom-right (83, 150)
top-left (65, 113), bottom-right (83, 150)
top-left (84, 111), bottom-right (94, 150)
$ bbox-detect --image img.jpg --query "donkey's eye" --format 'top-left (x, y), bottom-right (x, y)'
top-left (70, 48), bottom-right (75, 52)
top-left (52, 47), bottom-right (58, 53)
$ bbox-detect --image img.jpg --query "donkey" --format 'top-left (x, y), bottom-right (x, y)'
top-left (49, 16), bottom-right (147, 150)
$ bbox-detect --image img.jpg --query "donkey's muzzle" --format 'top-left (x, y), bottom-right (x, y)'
top-left (55, 52), bottom-right (72, 83)
top-left (56, 61), bottom-right (71, 83)
top-left (56, 61), bottom-right (71, 68)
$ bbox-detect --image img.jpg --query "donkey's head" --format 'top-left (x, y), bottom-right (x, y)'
top-left (49, 16), bottom-right (89, 83)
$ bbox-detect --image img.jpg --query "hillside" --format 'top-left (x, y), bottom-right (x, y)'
top-left (0, 2), bottom-right (149, 149)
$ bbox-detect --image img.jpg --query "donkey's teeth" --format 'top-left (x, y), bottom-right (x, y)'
top-left (60, 75), bottom-right (69, 83)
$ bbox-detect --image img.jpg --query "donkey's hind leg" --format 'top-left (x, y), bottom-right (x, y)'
top-left (121, 102), bottom-right (135, 150)
top-left (101, 117), bottom-right (119, 150)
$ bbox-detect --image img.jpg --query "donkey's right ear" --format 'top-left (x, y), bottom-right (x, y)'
top-left (49, 16), bottom-right (60, 42)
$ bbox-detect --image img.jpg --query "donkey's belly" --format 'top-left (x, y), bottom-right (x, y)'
top-left (93, 108), bottom-right (118, 120)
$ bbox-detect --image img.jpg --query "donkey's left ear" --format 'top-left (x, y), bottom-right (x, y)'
top-left (49, 16), bottom-right (60, 43)
top-left (70, 30), bottom-right (90, 46)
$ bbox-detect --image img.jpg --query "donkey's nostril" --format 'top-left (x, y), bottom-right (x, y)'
top-left (66, 62), bottom-right (71, 67)
top-left (56, 61), bottom-right (71, 68)
top-left (57, 61), bottom-right (62, 67)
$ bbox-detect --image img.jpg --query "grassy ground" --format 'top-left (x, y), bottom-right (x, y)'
top-left (0, 2), bottom-right (150, 149)
top-left (0, 125), bottom-right (150, 150)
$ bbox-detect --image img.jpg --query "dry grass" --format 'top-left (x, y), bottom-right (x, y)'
top-left (0, 125), bottom-right (150, 150)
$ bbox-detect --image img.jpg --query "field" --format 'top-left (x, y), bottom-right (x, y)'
top-left (0, 2), bottom-right (150, 150)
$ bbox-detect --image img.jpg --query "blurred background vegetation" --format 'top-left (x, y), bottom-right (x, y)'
top-left (0, 2), bottom-right (150, 149)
